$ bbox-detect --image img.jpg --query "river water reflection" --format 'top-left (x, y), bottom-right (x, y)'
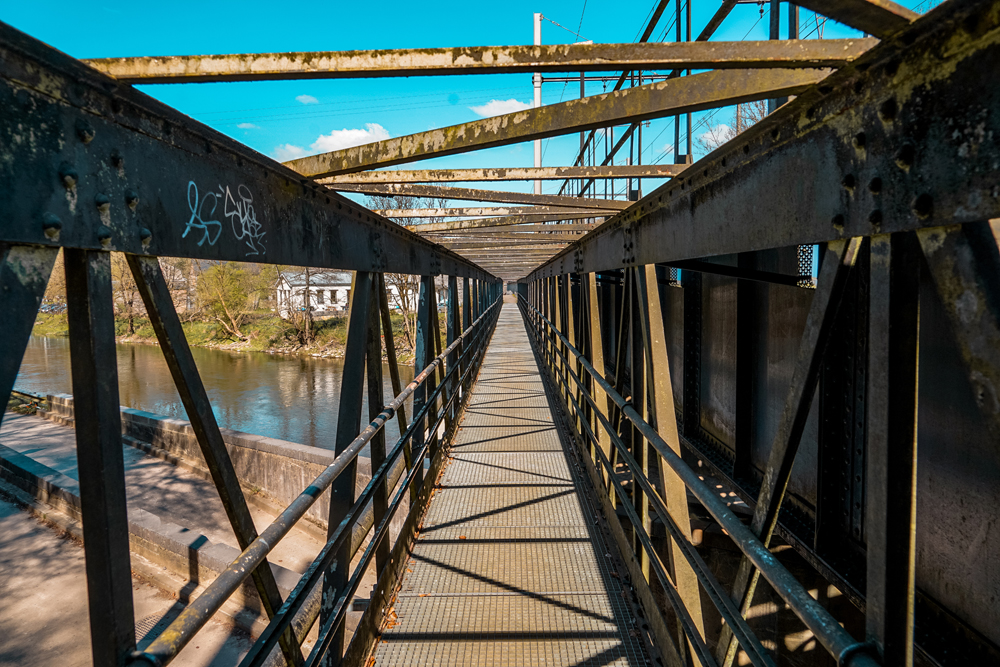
top-left (14, 336), bottom-right (414, 451)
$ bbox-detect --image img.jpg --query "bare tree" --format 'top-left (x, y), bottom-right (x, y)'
top-left (696, 100), bottom-right (769, 154)
top-left (110, 252), bottom-right (141, 335)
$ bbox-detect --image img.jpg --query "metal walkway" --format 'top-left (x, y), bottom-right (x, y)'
top-left (372, 302), bottom-right (650, 667)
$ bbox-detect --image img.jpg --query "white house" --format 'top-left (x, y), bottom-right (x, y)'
top-left (276, 270), bottom-right (353, 317)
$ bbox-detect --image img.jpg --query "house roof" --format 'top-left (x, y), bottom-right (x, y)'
top-left (279, 270), bottom-right (352, 287)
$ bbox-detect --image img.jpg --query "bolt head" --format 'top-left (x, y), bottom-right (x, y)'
top-left (95, 193), bottom-right (111, 213)
top-left (110, 149), bottom-right (123, 168)
top-left (75, 118), bottom-right (95, 144)
top-left (97, 226), bottom-right (112, 247)
top-left (58, 164), bottom-right (78, 189)
top-left (42, 213), bottom-right (62, 240)
top-left (140, 227), bottom-right (152, 242)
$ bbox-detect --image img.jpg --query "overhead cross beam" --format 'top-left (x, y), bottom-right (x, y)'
top-left (377, 207), bottom-right (606, 218)
top-left (283, 68), bottom-right (829, 177)
top-left (332, 182), bottom-right (628, 210)
top-left (529, 0), bottom-right (1000, 279)
top-left (421, 224), bottom-right (593, 234)
top-left (795, 0), bottom-right (917, 39)
top-left (406, 214), bottom-right (603, 232)
top-left (85, 39), bottom-right (874, 84)
top-left (323, 165), bottom-right (689, 184)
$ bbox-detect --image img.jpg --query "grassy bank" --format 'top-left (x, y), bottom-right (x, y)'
top-left (31, 311), bottom-right (429, 362)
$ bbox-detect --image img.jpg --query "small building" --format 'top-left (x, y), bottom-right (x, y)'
top-left (276, 270), bottom-right (353, 317)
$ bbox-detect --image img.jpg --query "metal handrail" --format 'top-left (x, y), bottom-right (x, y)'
top-left (517, 294), bottom-right (880, 667)
top-left (241, 301), bottom-right (498, 667)
top-left (129, 296), bottom-right (502, 666)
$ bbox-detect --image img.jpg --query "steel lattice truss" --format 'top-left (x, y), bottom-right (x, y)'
top-left (1, 0), bottom-right (999, 665)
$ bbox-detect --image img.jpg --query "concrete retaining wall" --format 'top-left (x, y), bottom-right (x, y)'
top-left (41, 394), bottom-right (362, 529)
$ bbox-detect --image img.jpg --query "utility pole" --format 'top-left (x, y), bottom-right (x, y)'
top-left (769, 0), bottom-right (782, 113)
top-left (533, 12), bottom-right (542, 195)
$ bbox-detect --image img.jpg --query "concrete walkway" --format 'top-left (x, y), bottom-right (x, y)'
top-left (372, 303), bottom-right (651, 666)
top-left (0, 412), bottom-right (325, 574)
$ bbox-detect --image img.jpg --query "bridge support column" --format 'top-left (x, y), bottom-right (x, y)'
top-left (64, 248), bottom-right (137, 667)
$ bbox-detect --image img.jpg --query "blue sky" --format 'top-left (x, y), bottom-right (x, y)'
top-left (2, 0), bottom-right (932, 203)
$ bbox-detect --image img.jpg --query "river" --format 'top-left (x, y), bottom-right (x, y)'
top-left (14, 336), bottom-right (414, 451)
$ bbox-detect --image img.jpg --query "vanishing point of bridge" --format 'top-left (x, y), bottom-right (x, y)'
top-left (2, 0), bottom-right (1000, 666)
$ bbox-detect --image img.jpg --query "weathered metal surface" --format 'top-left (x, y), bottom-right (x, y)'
top-left (324, 165), bottom-right (688, 184)
top-left (528, 0), bottom-right (1000, 279)
top-left (85, 39), bottom-right (874, 84)
top-left (795, 0), bottom-right (917, 39)
top-left (407, 214), bottom-right (602, 232)
top-left (377, 206), bottom-right (604, 218)
top-left (0, 22), bottom-right (493, 280)
top-left (329, 182), bottom-right (628, 210)
top-left (284, 68), bottom-right (829, 177)
top-left (421, 224), bottom-right (593, 234)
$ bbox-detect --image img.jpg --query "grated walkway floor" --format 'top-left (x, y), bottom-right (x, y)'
top-left (372, 303), bottom-right (650, 667)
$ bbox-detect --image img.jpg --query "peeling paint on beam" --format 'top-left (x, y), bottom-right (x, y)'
top-left (527, 0), bottom-right (1000, 280)
top-left (331, 182), bottom-right (627, 210)
top-left (376, 207), bottom-right (605, 218)
top-left (406, 214), bottom-right (604, 232)
top-left (323, 165), bottom-right (689, 184)
top-left (794, 0), bottom-right (917, 39)
top-left (284, 68), bottom-right (830, 177)
top-left (84, 40), bottom-right (873, 84)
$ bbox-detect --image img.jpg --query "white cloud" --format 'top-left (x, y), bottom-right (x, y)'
top-left (468, 99), bottom-right (533, 118)
top-left (296, 94), bottom-right (319, 105)
top-left (661, 143), bottom-right (675, 155)
top-left (237, 122), bottom-right (260, 129)
top-left (310, 123), bottom-right (390, 152)
top-left (273, 144), bottom-right (307, 161)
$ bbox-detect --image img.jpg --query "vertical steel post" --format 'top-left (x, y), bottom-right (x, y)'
top-left (734, 253), bottom-right (762, 484)
top-left (323, 270), bottom-right (374, 665)
top-left (411, 275), bottom-right (435, 491)
top-left (584, 272), bottom-right (613, 498)
top-left (447, 276), bottom-right (460, 428)
top-left (627, 268), bottom-right (649, 580)
top-left (768, 0), bottom-right (783, 112)
top-left (866, 233), bottom-right (920, 667)
top-left (635, 263), bottom-right (706, 655)
top-left (365, 280), bottom-right (390, 576)
top-left (0, 244), bottom-right (57, 431)
top-left (64, 248), bottom-right (136, 667)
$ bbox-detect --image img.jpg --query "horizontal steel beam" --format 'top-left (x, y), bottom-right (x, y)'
top-left (422, 224), bottom-right (593, 234)
top-left (332, 182), bottom-right (627, 210)
top-left (407, 214), bottom-right (604, 232)
top-left (284, 68), bottom-right (829, 177)
top-left (324, 165), bottom-right (689, 184)
top-left (85, 39), bottom-right (874, 84)
top-left (377, 207), bottom-right (606, 218)
top-left (437, 236), bottom-right (579, 246)
top-left (0, 22), bottom-right (494, 281)
top-left (527, 0), bottom-right (1000, 281)
top-left (796, 0), bottom-right (917, 39)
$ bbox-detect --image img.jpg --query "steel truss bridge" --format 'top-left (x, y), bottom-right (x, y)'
top-left (1, 0), bottom-right (999, 665)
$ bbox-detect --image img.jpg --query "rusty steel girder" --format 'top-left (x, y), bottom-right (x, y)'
top-left (323, 164), bottom-right (688, 184)
top-left (330, 182), bottom-right (628, 210)
top-left (83, 39), bottom-right (874, 84)
top-left (528, 0), bottom-right (1000, 278)
top-left (0, 22), bottom-right (494, 280)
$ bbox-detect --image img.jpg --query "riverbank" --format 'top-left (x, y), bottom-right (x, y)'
top-left (32, 311), bottom-right (425, 363)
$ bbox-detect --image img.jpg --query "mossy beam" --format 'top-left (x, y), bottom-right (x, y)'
top-left (84, 40), bottom-right (872, 83)
top-left (375, 207), bottom-right (605, 218)
top-left (526, 0), bottom-right (1000, 280)
top-left (408, 216), bottom-right (603, 232)
top-left (328, 182), bottom-right (628, 210)
top-left (323, 165), bottom-right (688, 184)
top-left (284, 68), bottom-right (830, 178)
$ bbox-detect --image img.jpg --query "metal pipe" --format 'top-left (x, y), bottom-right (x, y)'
top-left (518, 294), bottom-right (880, 667)
top-left (129, 297), bottom-right (503, 666)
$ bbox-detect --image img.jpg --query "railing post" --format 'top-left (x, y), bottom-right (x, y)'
top-left (323, 270), bottom-right (374, 665)
top-left (447, 276), bottom-right (460, 429)
top-left (64, 248), bottom-right (136, 667)
top-left (583, 272), bottom-right (613, 497)
top-left (635, 263), bottom-right (707, 655)
top-left (866, 233), bottom-right (920, 667)
top-left (365, 278), bottom-right (391, 576)
top-left (411, 275), bottom-right (435, 492)
top-left (626, 268), bottom-right (650, 582)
